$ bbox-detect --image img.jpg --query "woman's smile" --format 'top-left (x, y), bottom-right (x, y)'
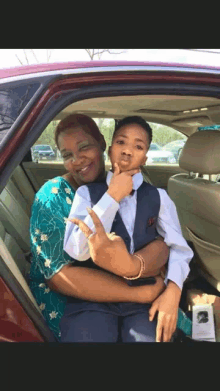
top-left (77, 162), bottom-right (94, 176)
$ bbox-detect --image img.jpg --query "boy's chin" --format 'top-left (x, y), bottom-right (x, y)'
top-left (113, 162), bottom-right (140, 172)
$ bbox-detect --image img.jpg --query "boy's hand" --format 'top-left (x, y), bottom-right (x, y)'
top-left (107, 163), bottom-right (139, 202)
top-left (149, 281), bottom-right (181, 342)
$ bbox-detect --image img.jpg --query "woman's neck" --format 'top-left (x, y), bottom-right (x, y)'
top-left (62, 173), bottom-right (79, 190)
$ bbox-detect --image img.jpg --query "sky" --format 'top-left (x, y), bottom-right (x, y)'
top-left (1, 49), bottom-right (220, 69)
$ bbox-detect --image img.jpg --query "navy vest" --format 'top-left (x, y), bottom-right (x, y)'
top-left (67, 179), bottom-right (161, 300)
top-left (87, 180), bottom-right (160, 254)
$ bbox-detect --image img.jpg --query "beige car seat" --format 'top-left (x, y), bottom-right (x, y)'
top-left (168, 130), bottom-right (220, 291)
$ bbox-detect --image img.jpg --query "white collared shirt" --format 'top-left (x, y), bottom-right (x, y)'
top-left (64, 171), bottom-right (194, 290)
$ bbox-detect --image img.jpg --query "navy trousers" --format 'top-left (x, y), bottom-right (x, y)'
top-left (59, 301), bottom-right (157, 343)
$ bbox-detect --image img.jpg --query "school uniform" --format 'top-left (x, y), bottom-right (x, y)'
top-left (60, 172), bottom-right (193, 342)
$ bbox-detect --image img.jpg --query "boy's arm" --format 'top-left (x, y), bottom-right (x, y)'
top-left (64, 186), bottom-right (119, 261)
top-left (156, 188), bottom-right (194, 291)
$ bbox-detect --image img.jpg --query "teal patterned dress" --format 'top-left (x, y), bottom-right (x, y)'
top-left (29, 176), bottom-right (192, 341)
top-left (29, 176), bottom-right (76, 340)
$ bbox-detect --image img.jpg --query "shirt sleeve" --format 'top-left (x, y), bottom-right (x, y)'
top-left (64, 185), bottom-right (119, 261)
top-left (156, 188), bottom-right (194, 291)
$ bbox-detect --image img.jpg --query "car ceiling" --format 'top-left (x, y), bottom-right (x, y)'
top-left (54, 94), bottom-right (220, 137)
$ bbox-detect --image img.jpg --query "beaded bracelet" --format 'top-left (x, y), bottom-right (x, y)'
top-left (123, 253), bottom-right (145, 280)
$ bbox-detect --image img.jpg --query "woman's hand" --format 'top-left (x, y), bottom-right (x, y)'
top-left (149, 280), bottom-right (181, 342)
top-left (69, 208), bottom-right (136, 277)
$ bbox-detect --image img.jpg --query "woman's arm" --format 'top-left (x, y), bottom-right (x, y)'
top-left (47, 264), bottom-right (165, 304)
top-left (126, 237), bottom-right (169, 278)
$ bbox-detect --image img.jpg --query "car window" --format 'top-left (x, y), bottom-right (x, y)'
top-left (30, 118), bottom-right (115, 167)
top-left (31, 118), bottom-right (187, 167)
top-left (0, 82), bottom-right (41, 148)
top-left (149, 143), bottom-right (161, 151)
top-left (148, 122), bottom-right (187, 165)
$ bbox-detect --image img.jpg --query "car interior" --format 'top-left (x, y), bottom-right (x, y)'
top-left (1, 91), bottom-right (220, 341)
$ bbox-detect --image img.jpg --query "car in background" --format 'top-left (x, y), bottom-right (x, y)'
top-left (162, 139), bottom-right (186, 162)
top-left (31, 145), bottom-right (56, 161)
top-left (147, 142), bottom-right (176, 164)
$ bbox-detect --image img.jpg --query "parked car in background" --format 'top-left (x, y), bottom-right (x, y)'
top-left (162, 139), bottom-right (186, 162)
top-left (31, 145), bottom-right (55, 161)
top-left (147, 142), bottom-right (176, 163)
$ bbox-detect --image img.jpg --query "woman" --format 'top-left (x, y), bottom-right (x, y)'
top-left (29, 114), bottom-right (170, 341)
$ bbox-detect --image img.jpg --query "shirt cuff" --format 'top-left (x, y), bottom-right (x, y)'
top-left (165, 261), bottom-right (190, 291)
top-left (92, 191), bottom-right (119, 224)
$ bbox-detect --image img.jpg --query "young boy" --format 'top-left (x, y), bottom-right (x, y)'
top-left (64, 116), bottom-right (193, 291)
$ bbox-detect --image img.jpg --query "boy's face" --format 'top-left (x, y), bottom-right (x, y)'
top-left (108, 124), bottom-right (149, 172)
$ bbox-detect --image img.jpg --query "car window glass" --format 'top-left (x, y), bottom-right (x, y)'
top-left (148, 122), bottom-right (187, 165)
top-left (0, 82), bottom-right (40, 148)
top-left (31, 118), bottom-right (187, 167)
top-left (149, 143), bottom-right (161, 151)
top-left (31, 120), bottom-right (59, 163)
top-left (30, 118), bottom-right (115, 168)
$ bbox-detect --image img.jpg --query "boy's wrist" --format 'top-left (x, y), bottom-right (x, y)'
top-left (166, 280), bottom-right (182, 303)
top-left (107, 189), bottom-right (121, 203)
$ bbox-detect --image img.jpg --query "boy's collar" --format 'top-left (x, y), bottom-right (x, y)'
top-left (106, 170), bottom-right (143, 190)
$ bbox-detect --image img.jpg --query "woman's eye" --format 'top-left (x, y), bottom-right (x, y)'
top-left (62, 153), bottom-right (72, 159)
top-left (79, 145), bottom-right (89, 151)
top-left (116, 140), bottom-right (124, 145)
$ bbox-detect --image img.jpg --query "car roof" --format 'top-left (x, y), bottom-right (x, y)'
top-left (1, 61), bottom-right (220, 80)
top-left (33, 144), bottom-right (51, 148)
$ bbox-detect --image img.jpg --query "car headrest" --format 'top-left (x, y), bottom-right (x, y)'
top-left (179, 130), bottom-right (220, 174)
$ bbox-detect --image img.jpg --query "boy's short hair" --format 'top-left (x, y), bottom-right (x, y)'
top-left (113, 116), bottom-right (152, 145)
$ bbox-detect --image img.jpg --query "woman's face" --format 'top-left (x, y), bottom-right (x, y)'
top-left (58, 127), bottom-right (105, 186)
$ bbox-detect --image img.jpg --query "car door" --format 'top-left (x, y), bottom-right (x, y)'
top-left (0, 74), bottom-right (64, 341)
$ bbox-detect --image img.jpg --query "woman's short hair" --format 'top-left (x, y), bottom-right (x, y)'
top-left (55, 114), bottom-right (106, 151)
top-left (113, 116), bottom-right (152, 145)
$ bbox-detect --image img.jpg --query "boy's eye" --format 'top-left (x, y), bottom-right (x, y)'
top-left (136, 145), bottom-right (143, 150)
top-left (116, 140), bottom-right (124, 145)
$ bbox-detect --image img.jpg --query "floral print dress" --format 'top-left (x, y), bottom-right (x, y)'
top-left (29, 177), bottom-right (75, 340)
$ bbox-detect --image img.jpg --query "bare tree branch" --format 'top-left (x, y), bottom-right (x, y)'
top-left (15, 54), bottom-right (23, 65)
top-left (15, 49), bottom-right (55, 66)
top-left (47, 49), bottom-right (53, 62)
top-left (85, 49), bottom-right (94, 60)
top-left (85, 49), bottom-right (127, 60)
top-left (31, 49), bottom-right (39, 63)
top-left (23, 49), bottom-right (29, 65)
